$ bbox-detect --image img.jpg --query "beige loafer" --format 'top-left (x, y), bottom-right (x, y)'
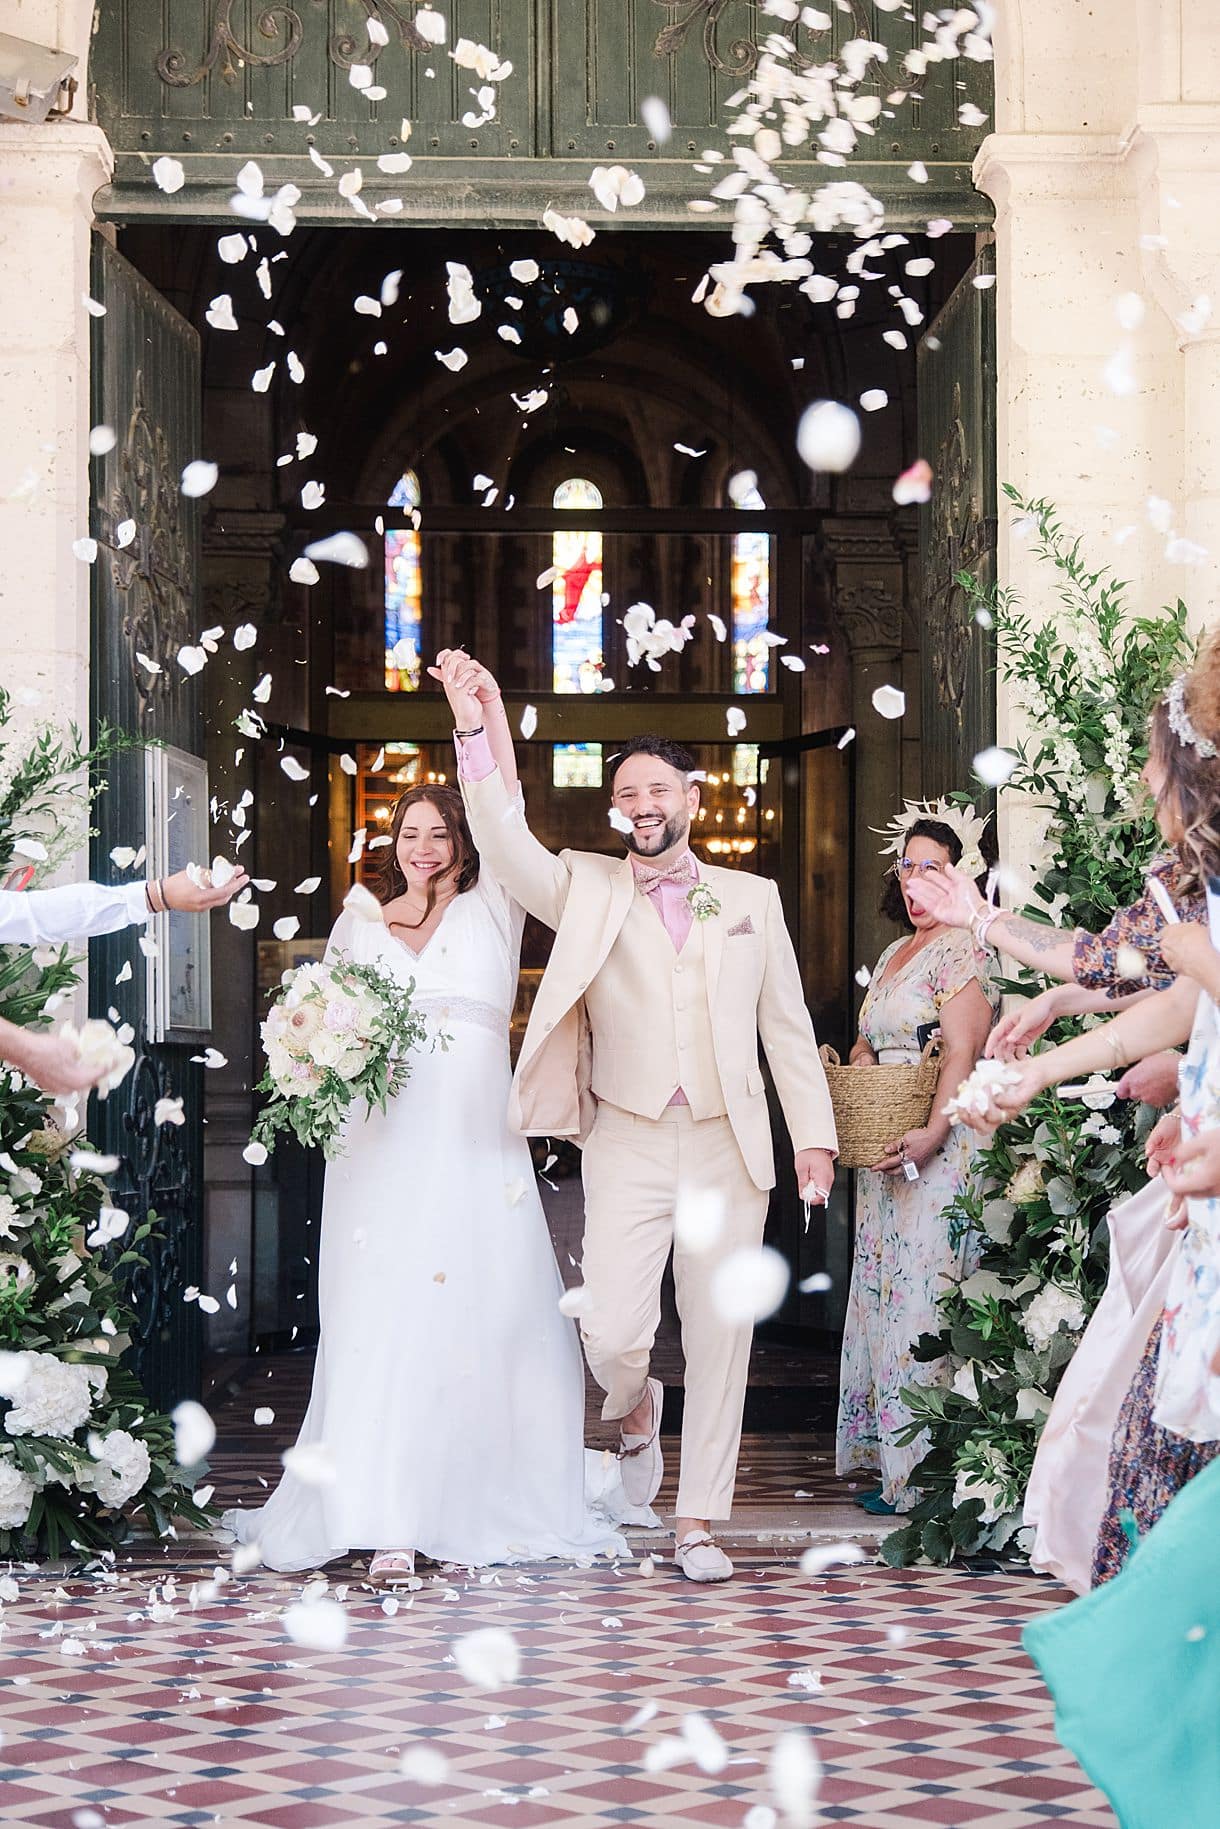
top-left (618, 1376), bottom-right (664, 1508)
top-left (674, 1531), bottom-right (734, 1583)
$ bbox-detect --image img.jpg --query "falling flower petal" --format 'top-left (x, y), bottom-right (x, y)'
top-left (153, 156), bottom-right (186, 194)
top-left (589, 164), bottom-right (646, 211)
top-left (242, 1138), bottom-right (269, 1166)
top-left (283, 1597), bottom-right (348, 1652)
top-left (304, 532), bottom-right (369, 568)
top-left (892, 458), bottom-right (933, 505)
top-left (860, 388), bottom-right (888, 412)
top-left (280, 756), bottom-right (310, 782)
top-left (177, 645), bottom-right (206, 675)
top-left (73, 536), bottom-right (98, 564)
top-left (290, 557), bottom-right (320, 585)
top-left (726, 707), bottom-right (747, 737)
top-left (181, 460), bottom-right (219, 499)
top-left (273, 915), bottom-right (301, 941)
top-left (154, 1096), bottom-right (186, 1127)
top-left (172, 1400), bottom-right (215, 1465)
top-left (797, 400), bottom-right (861, 473)
top-left (453, 1627), bottom-right (520, 1690)
top-left (295, 876), bottom-right (321, 895)
top-left (520, 705), bottom-right (538, 739)
top-left (252, 362), bottom-right (276, 393)
top-left (973, 745), bottom-right (1017, 787)
top-left (228, 899), bottom-right (260, 931)
top-left (871, 685), bottom-right (906, 720)
top-left (712, 1244), bottom-right (789, 1323)
top-left (89, 425), bottom-right (116, 456)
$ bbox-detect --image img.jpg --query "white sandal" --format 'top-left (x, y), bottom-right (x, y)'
top-left (369, 1549), bottom-right (417, 1588)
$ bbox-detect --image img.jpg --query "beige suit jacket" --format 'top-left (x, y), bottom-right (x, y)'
top-left (461, 765), bottom-right (838, 1192)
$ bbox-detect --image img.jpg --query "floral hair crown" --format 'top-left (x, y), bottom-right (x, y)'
top-left (1164, 676), bottom-right (1219, 761)
top-left (874, 798), bottom-right (990, 880)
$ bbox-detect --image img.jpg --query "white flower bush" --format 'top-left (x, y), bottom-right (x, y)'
top-left (884, 498), bottom-right (1193, 1569)
top-left (3, 1353), bottom-right (104, 1437)
top-left (0, 1456), bottom-right (36, 1530)
top-left (83, 1429), bottom-right (152, 1508)
top-left (1022, 1284), bottom-right (1088, 1354)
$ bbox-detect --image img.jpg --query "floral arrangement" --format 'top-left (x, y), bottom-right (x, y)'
top-left (251, 915), bottom-right (431, 1161)
top-left (883, 493), bottom-right (1194, 1568)
top-left (0, 689), bottom-right (209, 1557)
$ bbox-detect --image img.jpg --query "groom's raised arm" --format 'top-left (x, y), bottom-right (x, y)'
top-left (756, 879), bottom-right (838, 1157)
top-left (457, 734), bottom-right (571, 931)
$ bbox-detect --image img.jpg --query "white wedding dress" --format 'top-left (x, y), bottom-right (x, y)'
top-left (223, 871), bottom-right (642, 1570)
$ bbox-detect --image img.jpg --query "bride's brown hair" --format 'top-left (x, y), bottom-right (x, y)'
top-left (1148, 626), bottom-right (1220, 893)
top-left (376, 784), bottom-right (480, 925)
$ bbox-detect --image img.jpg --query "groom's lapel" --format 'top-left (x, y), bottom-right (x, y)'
top-left (700, 865), bottom-right (727, 1004)
top-left (596, 855), bottom-right (637, 964)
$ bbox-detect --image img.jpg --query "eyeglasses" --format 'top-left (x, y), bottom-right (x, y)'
top-left (893, 857), bottom-right (945, 878)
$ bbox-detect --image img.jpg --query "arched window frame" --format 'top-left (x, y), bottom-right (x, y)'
top-left (385, 469), bottom-right (423, 692)
top-left (730, 482), bottom-right (772, 694)
top-left (551, 477), bottom-right (605, 695)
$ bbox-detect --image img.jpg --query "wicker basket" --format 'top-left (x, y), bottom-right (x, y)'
top-left (819, 1039), bottom-right (941, 1170)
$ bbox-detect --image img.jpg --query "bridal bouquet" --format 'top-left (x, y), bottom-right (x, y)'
top-left (251, 955), bottom-right (429, 1161)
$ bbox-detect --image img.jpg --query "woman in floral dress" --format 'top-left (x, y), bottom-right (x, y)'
top-left (836, 810), bottom-right (998, 1512)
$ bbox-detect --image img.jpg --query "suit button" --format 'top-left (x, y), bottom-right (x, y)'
top-left (544, 1020), bottom-right (554, 1032)
top-left (577, 980), bottom-right (587, 992)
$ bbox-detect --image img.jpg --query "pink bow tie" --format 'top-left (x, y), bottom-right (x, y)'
top-left (632, 853), bottom-right (697, 895)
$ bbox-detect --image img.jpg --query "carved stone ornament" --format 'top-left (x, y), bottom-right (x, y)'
top-left (924, 380), bottom-right (989, 726)
top-left (104, 371), bottom-right (195, 718)
top-left (158, 0), bottom-right (435, 88)
top-left (835, 581), bottom-right (902, 652)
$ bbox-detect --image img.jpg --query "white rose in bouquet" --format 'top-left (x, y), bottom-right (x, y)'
top-left (3, 1352), bottom-right (103, 1437)
top-left (1022, 1282), bottom-right (1088, 1354)
top-left (0, 1455), bottom-right (37, 1530)
top-left (83, 1428), bottom-right (152, 1507)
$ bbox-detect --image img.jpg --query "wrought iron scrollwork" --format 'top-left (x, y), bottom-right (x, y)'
top-left (925, 380), bottom-right (988, 725)
top-left (109, 1053), bottom-right (193, 1374)
top-left (158, 1), bottom-right (304, 87)
top-left (653, 0), bottom-right (759, 75)
top-left (105, 372), bottom-right (194, 719)
top-left (330, 1), bottom-right (435, 67)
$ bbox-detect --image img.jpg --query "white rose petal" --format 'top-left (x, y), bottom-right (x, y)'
top-left (177, 645), bottom-right (207, 675)
top-left (254, 1407), bottom-right (275, 1426)
top-left (436, 347), bottom-right (469, 371)
top-left (295, 876), bottom-right (322, 895)
top-left (796, 400), bottom-right (861, 473)
top-left (378, 152), bottom-right (414, 175)
top-left (343, 882), bottom-right (383, 924)
top-left (228, 900), bottom-right (260, 931)
top-left (205, 294), bottom-right (238, 332)
top-left (89, 425), bottom-right (116, 456)
top-left (557, 1285), bottom-right (590, 1318)
top-left (712, 1244), bottom-right (789, 1324)
top-left (281, 1442), bottom-right (337, 1486)
top-left (289, 557), bottom-right (320, 586)
top-left (242, 1139), bottom-right (269, 1166)
top-left (172, 1400), bottom-right (216, 1465)
top-left (860, 388), bottom-right (888, 412)
top-left (871, 684), bottom-right (906, 720)
top-left (771, 1729), bottom-right (823, 1826)
top-left (453, 1627), bottom-right (520, 1690)
top-left (153, 156), bottom-right (186, 194)
top-left (181, 460), bottom-right (219, 499)
top-left (283, 1597), bottom-right (348, 1652)
top-left (401, 1745), bottom-right (450, 1783)
top-left (251, 363), bottom-right (276, 394)
top-left (217, 233), bottom-right (248, 264)
top-left (415, 7), bottom-right (448, 44)
top-left (280, 756), bottom-right (310, 782)
top-left (303, 532), bottom-right (369, 569)
top-left (520, 705), bottom-right (538, 740)
top-left (73, 536), bottom-right (98, 564)
top-left (154, 1097), bottom-right (186, 1127)
top-left (273, 916), bottom-right (301, 941)
top-left (973, 745), bottom-right (1017, 787)
top-left (726, 707), bottom-right (747, 737)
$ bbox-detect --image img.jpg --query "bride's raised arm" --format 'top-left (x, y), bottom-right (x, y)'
top-left (429, 649), bottom-right (519, 798)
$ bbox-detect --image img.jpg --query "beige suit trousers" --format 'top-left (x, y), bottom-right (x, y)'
top-left (579, 1101), bottom-right (770, 1522)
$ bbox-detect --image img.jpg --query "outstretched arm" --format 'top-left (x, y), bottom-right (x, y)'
top-left (0, 865), bottom-right (248, 947)
top-left (433, 651), bottom-right (570, 929)
top-left (756, 880), bottom-right (838, 1188)
top-left (429, 649), bottom-right (519, 799)
top-left (0, 1017), bottom-right (111, 1097)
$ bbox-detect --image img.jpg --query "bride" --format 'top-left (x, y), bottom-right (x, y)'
top-left (223, 673), bottom-right (636, 1581)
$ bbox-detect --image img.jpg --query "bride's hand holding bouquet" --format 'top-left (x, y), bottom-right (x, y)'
top-left (249, 885), bottom-right (431, 1161)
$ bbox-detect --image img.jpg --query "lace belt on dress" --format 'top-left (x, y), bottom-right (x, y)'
top-left (410, 992), bottom-right (508, 1037)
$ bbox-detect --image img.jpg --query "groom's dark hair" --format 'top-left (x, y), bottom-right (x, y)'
top-left (606, 734), bottom-right (697, 786)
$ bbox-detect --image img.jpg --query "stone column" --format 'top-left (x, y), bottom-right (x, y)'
top-left (0, 121), bottom-right (112, 731)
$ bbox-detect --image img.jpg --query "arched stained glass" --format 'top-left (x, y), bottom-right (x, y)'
top-left (385, 469), bottom-right (423, 692)
top-left (731, 482), bottom-right (771, 694)
top-left (552, 477), bottom-right (604, 694)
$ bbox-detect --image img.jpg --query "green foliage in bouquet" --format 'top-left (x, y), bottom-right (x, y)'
top-left (0, 692), bottom-right (207, 1558)
top-left (251, 953), bottom-right (433, 1161)
top-left (883, 491), bottom-right (1194, 1569)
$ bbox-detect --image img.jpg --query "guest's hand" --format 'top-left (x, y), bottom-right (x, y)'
top-left (1146, 1109), bottom-right (1181, 1178)
top-left (1159, 922), bottom-right (1220, 984)
top-left (986, 987), bottom-right (1061, 1060)
top-left (796, 1147), bottom-right (835, 1206)
top-left (904, 861), bottom-right (986, 930)
top-left (5, 1028), bottom-right (110, 1097)
top-left (429, 649), bottom-right (483, 729)
top-left (1161, 1127), bottom-right (1220, 1202)
top-left (1116, 1049), bottom-right (1181, 1109)
top-left (162, 865), bottom-right (250, 912)
top-left (953, 1057), bottom-right (1048, 1133)
top-left (872, 1125), bottom-right (939, 1174)
top-left (848, 1039), bottom-right (878, 1067)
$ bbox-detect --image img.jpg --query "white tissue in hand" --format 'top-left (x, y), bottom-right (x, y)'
top-left (943, 1058), bottom-right (1022, 1123)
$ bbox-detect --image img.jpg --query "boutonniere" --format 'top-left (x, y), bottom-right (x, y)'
top-left (686, 883), bottom-right (721, 922)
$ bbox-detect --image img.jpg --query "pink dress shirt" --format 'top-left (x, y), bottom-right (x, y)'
top-left (457, 728), bottom-right (695, 1105)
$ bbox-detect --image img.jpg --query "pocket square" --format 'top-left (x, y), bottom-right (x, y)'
top-left (727, 915), bottom-right (756, 937)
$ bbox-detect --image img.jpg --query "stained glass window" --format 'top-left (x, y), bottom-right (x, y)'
top-left (731, 483), bottom-right (771, 694)
top-left (552, 478), bottom-right (604, 694)
top-left (553, 742), bottom-right (604, 788)
top-left (732, 743), bottom-right (763, 787)
top-left (385, 469), bottom-right (423, 692)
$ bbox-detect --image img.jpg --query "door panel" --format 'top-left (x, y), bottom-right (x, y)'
top-left (89, 236), bottom-right (206, 1412)
top-left (917, 246), bottom-right (997, 799)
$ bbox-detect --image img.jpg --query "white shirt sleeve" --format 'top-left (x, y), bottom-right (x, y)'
top-left (0, 881), bottom-right (151, 947)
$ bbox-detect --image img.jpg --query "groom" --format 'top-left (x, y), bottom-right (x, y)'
top-left (436, 651), bottom-right (837, 1581)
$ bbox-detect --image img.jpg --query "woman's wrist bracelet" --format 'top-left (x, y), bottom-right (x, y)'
top-left (971, 907), bottom-right (1001, 951)
top-left (454, 724), bottom-right (485, 740)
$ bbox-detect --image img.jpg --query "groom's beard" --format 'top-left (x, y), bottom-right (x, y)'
top-left (622, 812), bottom-right (689, 858)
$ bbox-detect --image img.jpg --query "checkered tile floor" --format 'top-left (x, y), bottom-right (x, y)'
top-left (0, 1352), bottom-right (1114, 1829)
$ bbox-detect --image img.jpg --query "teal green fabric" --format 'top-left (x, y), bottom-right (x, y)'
top-left (1024, 1455), bottom-right (1220, 1828)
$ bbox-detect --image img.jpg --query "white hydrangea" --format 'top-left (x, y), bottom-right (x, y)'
top-left (952, 1468), bottom-right (1008, 1525)
top-left (3, 1353), bottom-right (104, 1437)
top-left (1022, 1283), bottom-right (1088, 1354)
top-left (0, 1455), bottom-right (37, 1529)
top-left (82, 1429), bottom-right (151, 1507)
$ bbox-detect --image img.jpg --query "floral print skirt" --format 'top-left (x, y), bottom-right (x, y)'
top-left (1092, 1313), bottom-right (1220, 1586)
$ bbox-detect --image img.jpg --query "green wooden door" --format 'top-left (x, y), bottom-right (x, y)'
top-left (89, 236), bottom-right (207, 1413)
top-left (917, 247), bottom-right (997, 801)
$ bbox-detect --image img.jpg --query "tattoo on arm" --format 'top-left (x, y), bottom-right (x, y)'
top-left (997, 914), bottom-right (1070, 956)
